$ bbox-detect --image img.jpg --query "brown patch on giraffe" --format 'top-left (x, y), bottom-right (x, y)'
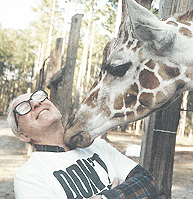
top-left (89, 80), bottom-right (98, 91)
top-left (102, 40), bottom-right (113, 65)
top-left (100, 95), bottom-right (111, 117)
top-left (175, 80), bottom-right (186, 91)
top-left (185, 65), bottom-right (193, 79)
top-left (119, 48), bottom-right (124, 52)
top-left (113, 112), bottom-right (125, 118)
top-left (166, 21), bottom-right (178, 27)
top-left (114, 94), bottom-right (124, 110)
top-left (84, 88), bottom-right (99, 107)
top-left (124, 83), bottom-right (139, 108)
top-left (180, 21), bottom-right (191, 26)
top-left (145, 59), bottom-right (156, 69)
top-left (139, 92), bottom-right (154, 108)
top-left (139, 49), bottom-right (147, 63)
top-left (156, 91), bottom-right (167, 105)
top-left (139, 69), bottom-right (160, 89)
top-left (124, 94), bottom-right (137, 108)
top-left (118, 29), bottom-right (124, 39)
top-left (123, 31), bottom-right (129, 44)
top-left (158, 62), bottom-right (180, 80)
top-left (132, 41), bottom-right (143, 52)
top-left (179, 27), bottom-right (192, 38)
top-left (126, 41), bottom-right (133, 49)
top-left (101, 106), bottom-right (111, 117)
top-left (137, 105), bottom-right (148, 116)
top-left (126, 111), bottom-right (135, 120)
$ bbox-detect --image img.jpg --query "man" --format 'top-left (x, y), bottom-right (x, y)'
top-left (7, 89), bottom-right (158, 199)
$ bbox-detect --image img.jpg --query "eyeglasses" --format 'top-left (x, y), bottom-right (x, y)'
top-left (13, 89), bottom-right (48, 130)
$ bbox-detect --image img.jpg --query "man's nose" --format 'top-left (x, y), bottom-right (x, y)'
top-left (30, 100), bottom-right (42, 110)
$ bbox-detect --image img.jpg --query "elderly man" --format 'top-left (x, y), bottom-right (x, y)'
top-left (7, 89), bottom-right (158, 199)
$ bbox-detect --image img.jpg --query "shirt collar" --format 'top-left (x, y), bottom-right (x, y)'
top-left (34, 145), bottom-right (65, 152)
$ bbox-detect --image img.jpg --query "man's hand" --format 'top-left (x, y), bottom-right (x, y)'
top-left (91, 177), bottom-right (123, 198)
top-left (111, 177), bottom-right (123, 189)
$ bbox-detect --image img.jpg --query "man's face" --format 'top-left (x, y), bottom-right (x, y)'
top-left (13, 93), bottom-right (62, 140)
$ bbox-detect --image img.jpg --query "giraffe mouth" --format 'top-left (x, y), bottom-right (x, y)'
top-left (67, 131), bottom-right (92, 149)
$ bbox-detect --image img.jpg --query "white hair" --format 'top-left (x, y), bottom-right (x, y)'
top-left (7, 97), bottom-right (20, 136)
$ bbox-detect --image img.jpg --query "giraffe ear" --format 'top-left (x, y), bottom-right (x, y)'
top-left (123, 0), bottom-right (175, 56)
top-left (133, 21), bottom-right (175, 56)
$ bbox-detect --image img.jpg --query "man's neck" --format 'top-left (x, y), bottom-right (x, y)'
top-left (32, 127), bottom-right (70, 152)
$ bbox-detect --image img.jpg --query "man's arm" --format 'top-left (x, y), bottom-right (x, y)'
top-left (98, 164), bottom-right (158, 199)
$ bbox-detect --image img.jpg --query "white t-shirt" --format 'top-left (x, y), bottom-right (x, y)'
top-left (14, 138), bottom-right (137, 199)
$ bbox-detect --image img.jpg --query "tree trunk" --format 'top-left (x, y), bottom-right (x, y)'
top-left (73, 4), bottom-right (94, 110)
top-left (86, 21), bottom-right (96, 92)
top-left (45, 0), bottom-right (56, 58)
top-left (114, 0), bottom-right (122, 37)
top-left (61, 0), bottom-right (72, 67)
top-left (42, 0), bottom-right (56, 88)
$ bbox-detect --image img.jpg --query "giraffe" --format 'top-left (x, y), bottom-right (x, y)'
top-left (63, 0), bottom-right (193, 149)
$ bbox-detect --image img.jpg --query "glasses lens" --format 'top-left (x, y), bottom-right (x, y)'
top-left (16, 102), bottom-right (31, 115)
top-left (31, 90), bottom-right (47, 101)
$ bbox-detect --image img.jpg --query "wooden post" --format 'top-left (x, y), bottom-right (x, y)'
top-left (47, 68), bottom-right (64, 106)
top-left (140, 96), bottom-right (183, 198)
top-left (59, 14), bottom-right (83, 125)
top-left (45, 38), bottom-right (64, 89)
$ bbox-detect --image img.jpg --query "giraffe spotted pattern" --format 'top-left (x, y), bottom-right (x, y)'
top-left (64, 0), bottom-right (193, 149)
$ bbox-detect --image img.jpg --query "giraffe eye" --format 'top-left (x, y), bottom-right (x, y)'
top-left (104, 62), bottom-right (132, 77)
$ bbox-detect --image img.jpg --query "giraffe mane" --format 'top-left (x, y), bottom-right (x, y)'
top-left (177, 9), bottom-right (193, 22)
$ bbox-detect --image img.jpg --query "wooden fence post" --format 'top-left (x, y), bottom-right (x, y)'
top-left (59, 14), bottom-right (83, 125)
top-left (140, 96), bottom-right (183, 198)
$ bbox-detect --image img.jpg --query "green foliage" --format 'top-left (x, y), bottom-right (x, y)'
top-left (108, 0), bottom-right (118, 9)
top-left (0, 28), bottom-right (35, 115)
top-left (30, 0), bottom-right (64, 47)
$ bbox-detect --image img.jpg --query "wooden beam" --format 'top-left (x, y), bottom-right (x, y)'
top-left (47, 68), bottom-right (65, 89)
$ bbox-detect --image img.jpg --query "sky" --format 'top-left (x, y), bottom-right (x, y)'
top-left (0, 0), bottom-right (85, 30)
top-left (0, 0), bottom-right (36, 30)
top-left (0, 0), bottom-right (160, 30)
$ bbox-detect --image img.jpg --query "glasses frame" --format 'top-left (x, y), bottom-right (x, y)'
top-left (13, 89), bottom-right (48, 130)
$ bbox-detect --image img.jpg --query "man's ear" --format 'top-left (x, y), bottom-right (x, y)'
top-left (18, 131), bottom-right (31, 143)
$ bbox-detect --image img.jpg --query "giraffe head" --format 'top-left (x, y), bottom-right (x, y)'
top-left (64, 0), bottom-right (193, 149)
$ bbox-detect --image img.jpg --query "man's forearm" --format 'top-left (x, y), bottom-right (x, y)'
top-left (100, 164), bottom-right (158, 199)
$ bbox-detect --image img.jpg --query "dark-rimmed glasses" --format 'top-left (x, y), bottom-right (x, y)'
top-left (13, 89), bottom-right (48, 130)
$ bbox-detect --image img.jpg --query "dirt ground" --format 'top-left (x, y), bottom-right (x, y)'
top-left (0, 116), bottom-right (193, 199)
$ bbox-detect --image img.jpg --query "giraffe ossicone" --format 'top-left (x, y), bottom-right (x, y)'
top-left (64, 0), bottom-right (193, 149)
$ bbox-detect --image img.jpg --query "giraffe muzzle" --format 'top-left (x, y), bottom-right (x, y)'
top-left (66, 131), bottom-right (92, 149)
